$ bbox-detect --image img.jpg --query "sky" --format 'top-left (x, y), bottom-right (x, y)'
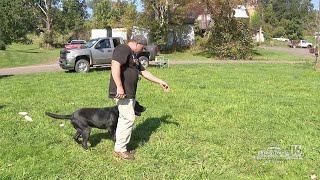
top-left (120, 1), bottom-right (320, 12)
top-left (88, 1), bottom-right (319, 17)
top-left (313, 0), bottom-right (319, 10)
top-left (118, 1), bottom-right (320, 11)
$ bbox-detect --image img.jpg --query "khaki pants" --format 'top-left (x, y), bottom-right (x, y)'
top-left (114, 98), bottom-right (136, 152)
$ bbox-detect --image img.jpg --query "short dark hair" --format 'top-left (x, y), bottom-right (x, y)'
top-left (130, 35), bottom-right (147, 46)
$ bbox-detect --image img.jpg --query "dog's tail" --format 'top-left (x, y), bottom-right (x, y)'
top-left (45, 112), bottom-right (72, 120)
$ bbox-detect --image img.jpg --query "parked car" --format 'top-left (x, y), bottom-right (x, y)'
top-left (64, 40), bottom-right (87, 50)
top-left (59, 37), bottom-right (158, 72)
top-left (272, 37), bottom-right (290, 42)
top-left (288, 40), bottom-right (313, 48)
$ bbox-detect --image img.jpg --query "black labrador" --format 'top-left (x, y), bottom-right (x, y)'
top-left (45, 101), bottom-right (145, 150)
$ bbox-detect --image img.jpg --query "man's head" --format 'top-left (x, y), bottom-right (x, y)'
top-left (129, 35), bottom-right (147, 53)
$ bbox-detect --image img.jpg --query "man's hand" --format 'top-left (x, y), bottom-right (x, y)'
top-left (116, 87), bottom-right (126, 99)
top-left (160, 83), bottom-right (170, 92)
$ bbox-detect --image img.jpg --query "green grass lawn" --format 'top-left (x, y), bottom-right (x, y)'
top-left (159, 46), bottom-right (311, 61)
top-left (0, 63), bottom-right (320, 179)
top-left (0, 43), bottom-right (60, 68)
top-left (251, 47), bottom-right (314, 61)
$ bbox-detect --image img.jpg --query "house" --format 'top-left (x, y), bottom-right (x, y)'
top-left (233, 5), bottom-right (249, 18)
top-left (254, 26), bottom-right (265, 43)
top-left (192, 4), bottom-right (250, 32)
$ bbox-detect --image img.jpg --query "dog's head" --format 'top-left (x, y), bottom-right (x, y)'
top-left (134, 101), bottom-right (146, 116)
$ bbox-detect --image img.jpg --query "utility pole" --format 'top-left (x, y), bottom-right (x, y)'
top-left (316, 0), bottom-right (320, 70)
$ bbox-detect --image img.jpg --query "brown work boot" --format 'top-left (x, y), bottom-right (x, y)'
top-left (113, 151), bottom-right (135, 160)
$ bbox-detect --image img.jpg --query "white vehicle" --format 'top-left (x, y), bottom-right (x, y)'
top-left (289, 40), bottom-right (313, 48)
top-left (272, 37), bottom-right (290, 42)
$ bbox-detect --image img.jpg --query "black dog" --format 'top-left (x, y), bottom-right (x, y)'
top-left (45, 101), bottom-right (146, 150)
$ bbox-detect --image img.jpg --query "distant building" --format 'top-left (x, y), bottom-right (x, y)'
top-left (233, 5), bottom-right (249, 18)
top-left (253, 26), bottom-right (265, 43)
top-left (191, 4), bottom-right (250, 32)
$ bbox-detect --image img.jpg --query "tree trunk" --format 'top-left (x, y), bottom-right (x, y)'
top-left (37, 0), bottom-right (53, 49)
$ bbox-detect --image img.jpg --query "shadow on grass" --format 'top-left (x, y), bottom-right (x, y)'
top-left (91, 67), bottom-right (111, 72)
top-left (193, 51), bottom-right (214, 58)
top-left (0, 105), bottom-right (6, 109)
top-left (88, 115), bottom-right (179, 150)
top-left (10, 49), bottom-right (43, 54)
top-left (0, 75), bottom-right (13, 79)
top-left (89, 132), bottom-right (110, 148)
top-left (63, 67), bottom-right (111, 74)
top-left (129, 115), bottom-right (179, 151)
top-left (252, 48), bottom-right (261, 56)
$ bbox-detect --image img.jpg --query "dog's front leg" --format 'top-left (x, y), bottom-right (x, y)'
top-left (81, 128), bottom-right (91, 150)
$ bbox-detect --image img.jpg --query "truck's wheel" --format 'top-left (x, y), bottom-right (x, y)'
top-left (75, 59), bottom-right (90, 73)
top-left (139, 56), bottom-right (149, 68)
top-left (307, 45), bottom-right (312, 48)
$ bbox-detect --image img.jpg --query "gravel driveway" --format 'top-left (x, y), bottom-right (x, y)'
top-left (0, 46), bottom-right (313, 75)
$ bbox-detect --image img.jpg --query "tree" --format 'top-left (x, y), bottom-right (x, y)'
top-left (261, 0), bottom-right (314, 39)
top-left (250, 10), bottom-right (262, 30)
top-left (91, 0), bottom-right (138, 37)
top-left (205, 0), bottom-right (254, 59)
top-left (60, 0), bottom-right (89, 40)
top-left (30, 0), bottom-right (62, 48)
top-left (0, 0), bottom-right (36, 50)
top-left (91, 0), bottom-right (113, 28)
top-left (109, 1), bottom-right (138, 30)
top-left (89, 0), bottom-right (139, 40)
top-left (141, 0), bottom-right (191, 49)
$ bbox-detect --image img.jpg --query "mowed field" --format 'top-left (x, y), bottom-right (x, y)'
top-left (0, 63), bottom-right (319, 179)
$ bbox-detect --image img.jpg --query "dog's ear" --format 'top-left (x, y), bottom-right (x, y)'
top-left (140, 106), bottom-right (146, 112)
top-left (134, 111), bottom-right (142, 116)
top-left (135, 101), bottom-right (146, 112)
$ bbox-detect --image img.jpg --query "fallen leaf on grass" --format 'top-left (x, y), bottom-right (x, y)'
top-left (311, 174), bottom-right (317, 180)
top-left (24, 115), bottom-right (33, 122)
top-left (18, 112), bottom-right (28, 116)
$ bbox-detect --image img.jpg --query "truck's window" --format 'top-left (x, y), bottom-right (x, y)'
top-left (99, 39), bottom-right (111, 48)
top-left (113, 39), bottom-right (121, 47)
top-left (84, 39), bottom-right (98, 48)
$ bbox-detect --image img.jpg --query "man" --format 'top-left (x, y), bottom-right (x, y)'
top-left (109, 35), bottom-right (170, 160)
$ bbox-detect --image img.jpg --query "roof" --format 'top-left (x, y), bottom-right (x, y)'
top-left (233, 5), bottom-right (249, 18)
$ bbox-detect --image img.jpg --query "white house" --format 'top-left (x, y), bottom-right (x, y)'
top-left (233, 5), bottom-right (249, 18)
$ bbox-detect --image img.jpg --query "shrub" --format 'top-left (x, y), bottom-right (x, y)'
top-left (0, 40), bottom-right (6, 50)
top-left (273, 26), bottom-right (286, 37)
top-left (208, 18), bottom-right (254, 60)
top-left (206, 2), bottom-right (254, 60)
top-left (190, 37), bottom-right (209, 51)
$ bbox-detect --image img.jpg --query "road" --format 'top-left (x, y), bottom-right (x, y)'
top-left (0, 64), bottom-right (62, 75)
top-left (0, 46), bottom-right (313, 75)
